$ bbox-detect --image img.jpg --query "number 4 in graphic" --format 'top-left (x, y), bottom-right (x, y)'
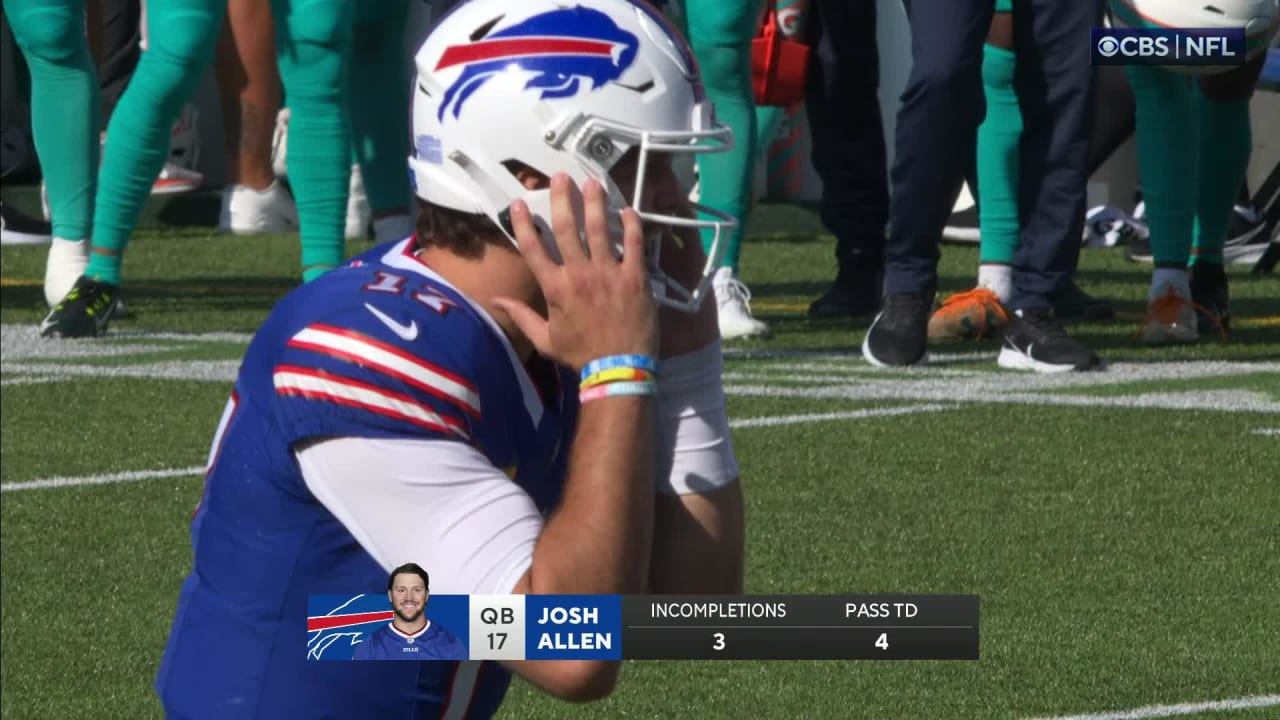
top-left (875, 632), bottom-right (888, 650)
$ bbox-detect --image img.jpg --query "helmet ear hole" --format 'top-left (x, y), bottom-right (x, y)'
top-left (502, 160), bottom-right (550, 190)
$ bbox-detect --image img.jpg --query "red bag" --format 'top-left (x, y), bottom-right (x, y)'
top-left (751, 0), bottom-right (810, 106)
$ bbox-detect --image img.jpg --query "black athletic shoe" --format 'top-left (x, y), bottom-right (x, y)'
top-left (1188, 260), bottom-right (1230, 335)
top-left (1125, 232), bottom-right (1153, 263)
top-left (997, 308), bottom-right (1100, 373)
top-left (0, 200), bottom-right (52, 245)
top-left (861, 291), bottom-right (932, 367)
top-left (1053, 281), bottom-right (1114, 321)
top-left (1223, 204), bottom-right (1269, 266)
top-left (39, 275), bottom-right (120, 338)
top-left (808, 261), bottom-right (882, 320)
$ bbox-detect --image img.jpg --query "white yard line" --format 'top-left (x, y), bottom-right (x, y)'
top-left (0, 406), bottom-right (953, 491)
top-left (728, 403), bottom-right (953, 429)
top-left (1023, 694), bottom-right (1280, 720)
top-left (1250, 428), bottom-right (1280, 436)
top-left (0, 466), bottom-right (204, 492)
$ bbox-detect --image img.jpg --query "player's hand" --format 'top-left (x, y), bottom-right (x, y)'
top-left (493, 174), bottom-right (657, 372)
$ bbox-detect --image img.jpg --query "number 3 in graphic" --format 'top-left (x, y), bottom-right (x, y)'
top-left (713, 632), bottom-right (725, 651)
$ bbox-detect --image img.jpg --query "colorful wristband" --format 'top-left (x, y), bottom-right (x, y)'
top-left (581, 354), bottom-right (657, 382)
top-left (580, 367), bottom-right (654, 389)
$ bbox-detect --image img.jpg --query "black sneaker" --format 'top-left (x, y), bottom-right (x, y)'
top-left (1188, 260), bottom-right (1230, 335)
top-left (808, 261), bottom-right (883, 320)
top-left (0, 200), bottom-right (52, 245)
top-left (1124, 232), bottom-right (1153, 263)
top-left (862, 291), bottom-right (932, 367)
top-left (1223, 204), bottom-right (1268, 266)
top-left (1053, 281), bottom-right (1114, 321)
top-left (997, 308), bottom-right (1100, 373)
top-left (40, 275), bottom-right (120, 338)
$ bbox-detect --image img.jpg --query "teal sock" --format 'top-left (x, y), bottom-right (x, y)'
top-left (685, 0), bottom-right (758, 271)
top-left (6, 0), bottom-right (98, 241)
top-left (272, 0), bottom-right (353, 281)
top-left (1192, 91), bottom-right (1250, 266)
top-left (976, 44), bottom-right (1021, 265)
top-left (349, 0), bottom-right (411, 216)
top-left (1126, 65), bottom-right (1197, 268)
top-left (88, 0), bottom-right (223, 286)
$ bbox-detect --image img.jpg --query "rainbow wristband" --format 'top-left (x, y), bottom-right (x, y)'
top-left (581, 354), bottom-right (657, 382)
top-left (580, 367), bottom-right (655, 389)
top-left (579, 380), bottom-right (657, 404)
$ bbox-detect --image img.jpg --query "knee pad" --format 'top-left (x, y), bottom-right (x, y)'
top-left (280, 0), bottom-right (351, 50)
top-left (9, 6), bottom-right (83, 64)
top-left (145, 9), bottom-right (220, 69)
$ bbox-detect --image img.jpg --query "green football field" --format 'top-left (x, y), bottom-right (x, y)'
top-left (2, 204), bottom-right (1278, 720)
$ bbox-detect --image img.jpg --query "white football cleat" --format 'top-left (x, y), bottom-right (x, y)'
top-left (219, 181), bottom-right (299, 235)
top-left (713, 266), bottom-right (769, 340)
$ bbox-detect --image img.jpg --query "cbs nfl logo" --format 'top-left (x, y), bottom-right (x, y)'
top-left (1092, 27), bottom-right (1246, 70)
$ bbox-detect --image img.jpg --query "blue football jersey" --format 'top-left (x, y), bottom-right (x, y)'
top-left (156, 239), bottom-right (578, 719)
top-left (352, 621), bottom-right (469, 661)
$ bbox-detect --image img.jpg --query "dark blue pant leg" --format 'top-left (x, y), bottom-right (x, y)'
top-left (883, 0), bottom-right (993, 296)
top-left (806, 0), bottom-right (889, 266)
top-left (1008, 0), bottom-right (1103, 310)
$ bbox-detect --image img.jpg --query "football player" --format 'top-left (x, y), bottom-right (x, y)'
top-left (2, 0), bottom-right (98, 306)
top-left (40, 0), bottom-right (358, 338)
top-left (156, 0), bottom-right (745, 717)
top-left (1113, 0), bottom-right (1277, 343)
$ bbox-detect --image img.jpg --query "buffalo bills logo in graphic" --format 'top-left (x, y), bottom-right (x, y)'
top-left (435, 7), bottom-right (639, 121)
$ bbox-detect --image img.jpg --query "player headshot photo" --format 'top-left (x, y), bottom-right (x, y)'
top-left (352, 564), bottom-right (468, 661)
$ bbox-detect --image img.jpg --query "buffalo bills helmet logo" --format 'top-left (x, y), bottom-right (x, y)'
top-left (434, 6), bottom-right (640, 121)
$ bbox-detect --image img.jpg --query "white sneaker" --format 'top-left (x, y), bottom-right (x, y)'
top-left (346, 164), bottom-right (371, 241)
top-left (271, 108), bottom-right (290, 179)
top-left (713, 266), bottom-right (769, 340)
top-left (219, 181), bottom-right (299, 235)
top-left (44, 238), bottom-right (89, 308)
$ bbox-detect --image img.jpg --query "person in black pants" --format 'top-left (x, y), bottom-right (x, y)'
top-left (805, 0), bottom-right (889, 320)
top-left (863, 0), bottom-right (1102, 373)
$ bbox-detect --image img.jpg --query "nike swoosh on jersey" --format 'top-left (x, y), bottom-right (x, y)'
top-left (364, 302), bottom-right (419, 341)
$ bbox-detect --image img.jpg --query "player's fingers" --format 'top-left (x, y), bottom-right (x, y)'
top-left (619, 208), bottom-right (647, 280)
top-left (549, 174), bottom-right (588, 264)
top-left (581, 179), bottom-right (613, 265)
top-left (491, 298), bottom-right (553, 355)
top-left (508, 200), bottom-right (555, 279)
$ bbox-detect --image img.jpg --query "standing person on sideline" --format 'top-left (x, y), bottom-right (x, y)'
top-left (40, 0), bottom-right (358, 338)
top-left (803, 0), bottom-right (890, 322)
top-left (863, 0), bottom-right (1102, 373)
top-left (1114, 0), bottom-right (1277, 343)
top-left (2, 0), bottom-right (99, 306)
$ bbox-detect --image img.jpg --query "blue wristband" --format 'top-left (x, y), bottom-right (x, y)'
top-left (580, 354), bottom-right (658, 382)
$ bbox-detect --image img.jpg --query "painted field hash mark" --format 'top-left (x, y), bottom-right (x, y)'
top-left (1023, 693), bottom-right (1280, 720)
top-left (0, 466), bottom-right (204, 492)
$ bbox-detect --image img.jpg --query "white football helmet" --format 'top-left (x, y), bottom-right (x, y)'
top-left (409, 0), bottom-right (736, 312)
top-left (1110, 0), bottom-right (1280, 74)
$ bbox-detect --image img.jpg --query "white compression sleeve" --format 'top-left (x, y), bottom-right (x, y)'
top-left (655, 340), bottom-right (740, 495)
top-left (296, 436), bottom-right (542, 595)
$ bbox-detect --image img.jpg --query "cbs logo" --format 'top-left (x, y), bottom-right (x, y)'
top-left (1097, 36), bottom-right (1121, 57)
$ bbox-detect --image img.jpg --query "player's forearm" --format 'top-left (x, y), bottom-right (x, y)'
top-left (528, 396), bottom-right (656, 595)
